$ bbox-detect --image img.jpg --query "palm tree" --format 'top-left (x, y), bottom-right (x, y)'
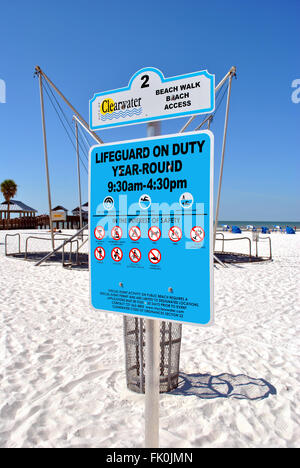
top-left (1, 179), bottom-right (17, 221)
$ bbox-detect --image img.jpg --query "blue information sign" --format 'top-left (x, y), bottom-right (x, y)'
top-left (89, 131), bottom-right (214, 325)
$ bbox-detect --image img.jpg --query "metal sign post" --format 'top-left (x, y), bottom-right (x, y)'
top-left (145, 318), bottom-right (160, 447)
top-left (145, 122), bottom-right (161, 448)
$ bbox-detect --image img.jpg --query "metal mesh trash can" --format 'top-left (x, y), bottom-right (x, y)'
top-left (123, 317), bottom-right (182, 393)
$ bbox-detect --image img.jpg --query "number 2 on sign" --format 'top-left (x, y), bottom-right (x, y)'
top-left (141, 75), bottom-right (149, 88)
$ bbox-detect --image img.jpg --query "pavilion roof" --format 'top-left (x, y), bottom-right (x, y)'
top-left (0, 199), bottom-right (37, 212)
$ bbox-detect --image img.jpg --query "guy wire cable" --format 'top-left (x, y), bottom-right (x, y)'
top-left (41, 80), bottom-right (88, 173)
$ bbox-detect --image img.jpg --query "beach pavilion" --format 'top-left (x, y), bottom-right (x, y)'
top-left (72, 202), bottom-right (88, 222)
top-left (0, 199), bottom-right (37, 220)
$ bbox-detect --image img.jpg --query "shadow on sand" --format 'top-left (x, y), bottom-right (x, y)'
top-left (171, 372), bottom-right (276, 401)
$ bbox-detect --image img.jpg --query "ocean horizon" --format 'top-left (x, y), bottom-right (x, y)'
top-left (218, 220), bottom-right (300, 229)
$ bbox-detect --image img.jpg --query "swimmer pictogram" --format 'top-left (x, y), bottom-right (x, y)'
top-left (139, 194), bottom-right (151, 210)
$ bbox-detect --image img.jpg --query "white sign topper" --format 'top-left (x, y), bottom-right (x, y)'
top-left (89, 67), bottom-right (215, 130)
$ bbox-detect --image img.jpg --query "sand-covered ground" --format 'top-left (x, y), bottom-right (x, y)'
top-left (0, 230), bottom-right (299, 448)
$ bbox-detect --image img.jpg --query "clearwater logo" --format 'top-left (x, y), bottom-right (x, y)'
top-left (99, 97), bottom-right (142, 121)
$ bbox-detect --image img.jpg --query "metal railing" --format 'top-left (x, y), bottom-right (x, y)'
top-left (215, 232), bottom-right (225, 252)
top-left (5, 233), bottom-right (21, 256)
top-left (255, 235), bottom-right (272, 260)
top-left (215, 234), bottom-right (272, 261)
top-left (62, 240), bottom-right (79, 267)
top-left (24, 235), bottom-right (74, 260)
top-left (35, 224), bottom-right (88, 266)
top-left (215, 236), bottom-right (252, 258)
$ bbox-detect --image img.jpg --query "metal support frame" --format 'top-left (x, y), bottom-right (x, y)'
top-left (35, 66), bottom-right (103, 261)
top-left (73, 114), bottom-right (101, 145)
top-left (38, 72), bottom-right (55, 250)
top-left (35, 66), bottom-right (103, 145)
top-left (178, 66), bottom-right (236, 261)
top-left (179, 66), bottom-right (236, 134)
top-left (213, 70), bottom-right (235, 249)
top-left (74, 118), bottom-right (83, 233)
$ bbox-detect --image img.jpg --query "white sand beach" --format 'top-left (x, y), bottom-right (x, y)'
top-left (0, 230), bottom-right (299, 448)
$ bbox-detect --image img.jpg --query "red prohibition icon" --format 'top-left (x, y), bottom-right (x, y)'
top-left (190, 226), bottom-right (205, 242)
top-left (129, 248), bottom-right (142, 263)
top-left (168, 226), bottom-right (182, 242)
top-left (111, 247), bottom-right (123, 262)
top-left (94, 225), bottom-right (105, 240)
top-left (148, 226), bottom-right (161, 241)
top-left (94, 246), bottom-right (105, 261)
top-left (111, 226), bottom-right (123, 240)
top-left (148, 248), bottom-right (161, 264)
top-left (129, 226), bottom-right (141, 241)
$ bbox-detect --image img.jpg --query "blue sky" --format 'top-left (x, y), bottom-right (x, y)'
top-left (0, 0), bottom-right (299, 221)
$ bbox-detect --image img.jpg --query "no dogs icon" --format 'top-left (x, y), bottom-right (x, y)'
top-left (148, 226), bottom-right (161, 241)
